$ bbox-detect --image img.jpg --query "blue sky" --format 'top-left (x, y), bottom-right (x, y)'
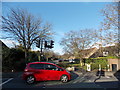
top-left (1, 2), bottom-right (112, 54)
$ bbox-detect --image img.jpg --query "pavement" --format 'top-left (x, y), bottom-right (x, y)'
top-left (95, 71), bottom-right (119, 82)
top-left (73, 70), bottom-right (120, 83)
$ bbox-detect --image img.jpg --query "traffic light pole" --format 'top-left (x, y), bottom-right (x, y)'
top-left (40, 39), bottom-right (43, 61)
top-left (36, 39), bottom-right (54, 61)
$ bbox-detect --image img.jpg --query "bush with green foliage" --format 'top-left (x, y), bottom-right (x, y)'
top-left (57, 62), bottom-right (72, 68)
top-left (71, 64), bottom-right (81, 68)
top-left (2, 48), bottom-right (39, 72)
top-left (2, 48), bottom-right (26, 72)
top-left (85, 58), bottom-right (108, 70)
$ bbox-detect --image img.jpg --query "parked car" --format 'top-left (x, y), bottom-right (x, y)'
top-left (52, 60), bottom-right (59, 64)
top-left (69, 59), bottom-right (75, 63)
top-left (58, 59), bottom-right (63, 62)
top-left (22, 62), bottom-right (71, 84)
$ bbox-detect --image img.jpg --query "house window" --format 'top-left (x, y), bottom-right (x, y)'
top-left (103, 52), bottom-right (108, 56)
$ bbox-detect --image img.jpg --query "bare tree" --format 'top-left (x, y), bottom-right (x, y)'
top-left (2, 8), bottom-right (53, 61)
top-left (93, 2), bottom-right (120, 57)
top-left (60, 29), bottom-right (97, 58)
top-left (101, 2), bottom-right (119, 30)
top-left (100, 2), bottom-right (119, 45)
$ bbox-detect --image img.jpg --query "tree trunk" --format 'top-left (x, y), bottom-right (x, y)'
top-left (25, 49), bottom-right (29, 63)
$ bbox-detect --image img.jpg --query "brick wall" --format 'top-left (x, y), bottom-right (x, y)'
top-left (108, 59), bottom-right (120, 71)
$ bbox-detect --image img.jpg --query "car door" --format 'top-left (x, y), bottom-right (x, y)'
top-left (30, 63), bottom-right (48, 81)
top-left (44, 64), bottom-right (62, 80)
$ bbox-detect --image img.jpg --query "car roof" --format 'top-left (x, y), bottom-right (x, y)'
top-left (26, 61), bottom-right (64, 69)
top-left (28, 62), bottom-right (56, 65)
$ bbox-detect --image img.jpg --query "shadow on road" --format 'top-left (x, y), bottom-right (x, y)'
top-left (114, 70), bottom-right (120, 81)
top-left (96, 70), bottom-right (105, 77)
top-left (114, 70), bottom-right (120, 88)
top-left (70, 71), bottom-right (79, 80)
top-left (94, 70), bottom-right (105, 82)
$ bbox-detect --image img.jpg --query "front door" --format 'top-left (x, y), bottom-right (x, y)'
top-left (112, 64), bottom-right (117, 72)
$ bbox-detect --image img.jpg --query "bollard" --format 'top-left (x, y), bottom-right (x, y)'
top-left (12, 70), bottom-right (14, 72)
top-left (87, 64), bottom-right (91, 71)
top-left (107, 65), bottom-right (110, 71)
top-left (99, 64), bottom-right (101, 71)
top-left (72, 67), bottom-right (75, 71)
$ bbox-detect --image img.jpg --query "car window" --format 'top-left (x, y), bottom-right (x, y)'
top-left (44, 64), bottom-right (58, 70)
top-left (30, 64), bottom-right (44, 69)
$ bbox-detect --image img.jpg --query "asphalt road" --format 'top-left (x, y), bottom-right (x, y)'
top-left (1, 71), bottom-right (120, 90)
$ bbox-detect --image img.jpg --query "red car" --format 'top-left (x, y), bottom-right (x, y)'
top-left (22, 62), bottom-right (71, 84)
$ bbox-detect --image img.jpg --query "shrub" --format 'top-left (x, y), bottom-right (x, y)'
top-left (91, 63), bottom-right (99, 70)
top-left (85, 58), bottom-right (108, 71)
top-left (72, 64), bottom-right (81, 68)
top-left (2, 48), bottom-right (39, 72)
top-left (57, 63), bottom-right (71, 68)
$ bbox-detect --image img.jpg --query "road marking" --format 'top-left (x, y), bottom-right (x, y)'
top-left (73, 77), bottom-right (85, 83)
top-left (72, 72), bottom-right (96, 84)
top-left (0, 78), bottom-right (13, 86)
top-left (73, 77), bottom-right (80, 83)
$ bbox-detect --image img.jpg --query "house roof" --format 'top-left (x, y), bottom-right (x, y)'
top-left (90, 44), bottom-right (120, 58)
top-left (0, 40), bottom-right (9, 48)
top-left (80, 48), bottom-right (98, 58)
top-left (66, 48), bottom-right (98, 59)
top-left (64, 43), bottom-right (120, 59)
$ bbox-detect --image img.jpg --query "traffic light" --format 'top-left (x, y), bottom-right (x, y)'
top-left (44, 41), bottom-right (47, 48)
top-left (36, 39), bottom-right (40, 48)
top-left (50, 40), bottom-right (54, 48)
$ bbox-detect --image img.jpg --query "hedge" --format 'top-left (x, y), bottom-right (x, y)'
top-left (85, 58), bottom-right (108, 71)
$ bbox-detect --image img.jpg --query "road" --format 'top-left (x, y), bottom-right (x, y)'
top-left (1, 71), bottom-right (120, 90)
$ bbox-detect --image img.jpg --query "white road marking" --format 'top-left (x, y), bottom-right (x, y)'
top-left (73, 77), bottom-right (84, 83)
top-left (0, 78), bottom-right (13, 86)
top-left (73, 78), bottom-right (80, 83)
